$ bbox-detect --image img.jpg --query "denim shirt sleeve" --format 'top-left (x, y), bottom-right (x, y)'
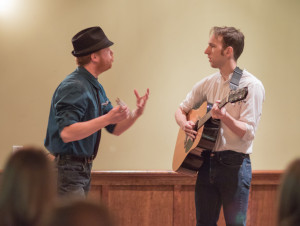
top-left (54, 80), bottom-right (87, 133)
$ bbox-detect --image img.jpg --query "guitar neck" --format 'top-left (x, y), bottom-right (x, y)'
top-left (197, 96), bottom-right (228, 129)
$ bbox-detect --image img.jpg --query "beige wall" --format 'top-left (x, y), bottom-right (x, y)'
top-left (0, 0), bottom-right (299, 170)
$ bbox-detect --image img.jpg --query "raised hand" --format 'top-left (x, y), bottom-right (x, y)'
top-left (133, 88), bottom-right (150, 118)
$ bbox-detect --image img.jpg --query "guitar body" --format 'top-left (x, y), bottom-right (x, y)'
top-left (173, 102), bottom-right (220, 176)
top-left (172, 87), bottom-right (248, 176)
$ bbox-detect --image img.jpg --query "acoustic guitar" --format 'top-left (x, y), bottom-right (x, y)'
top-left (172, 87), bottom-right (248, 176)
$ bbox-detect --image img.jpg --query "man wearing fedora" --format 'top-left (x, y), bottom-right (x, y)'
top-left (45, 26), bottom-right (149, 197)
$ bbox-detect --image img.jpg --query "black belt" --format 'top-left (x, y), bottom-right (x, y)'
top-left (202, 150), bottom-right (249, 159)
top-left (55, 154), bottom-right (94, 163)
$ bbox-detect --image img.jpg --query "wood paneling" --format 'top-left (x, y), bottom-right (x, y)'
top-left (108, 185), bottom-right (173, 226)
top-left (173, 185), bottom-right (196, 226)
top-left (88, 170), bottom-right (282, 226)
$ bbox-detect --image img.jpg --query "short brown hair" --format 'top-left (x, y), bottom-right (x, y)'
top-left (44, 200), bottom-right (115, 226)
top-left (277, 159), bottom-right (300, 226)
top-left (211, 26), bottom-right (244, 61)
top-left (76, 55), bottom-right (92, 66)
top-left (0, 146), bottom-right (56, 226)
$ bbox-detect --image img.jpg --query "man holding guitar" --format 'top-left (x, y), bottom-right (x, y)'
top-left (175, 27), bottom-right (265, 226)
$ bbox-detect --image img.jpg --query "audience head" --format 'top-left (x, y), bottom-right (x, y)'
top-left (277, 158), bottom-right (300, 226)
top-left (43, 199), bottom-right (115, 226)
top-left (0, 146), bottom-right (56, 226)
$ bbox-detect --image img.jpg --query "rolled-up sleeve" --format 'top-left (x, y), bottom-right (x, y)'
top-left (54, 81), bottom-right (87, 133)
top-left (240, 82), bottom-right (265, 141)
top-left (180, 80), bottom-right (207, 113)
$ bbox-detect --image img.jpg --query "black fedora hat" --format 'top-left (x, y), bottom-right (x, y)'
top-left (71, 26), bottom-right (114, 57)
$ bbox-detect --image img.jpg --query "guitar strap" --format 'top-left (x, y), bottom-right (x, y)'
top-left (229, 67), bottom-right (243, 90)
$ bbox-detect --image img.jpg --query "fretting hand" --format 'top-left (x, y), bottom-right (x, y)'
top-left (211, 100), bottom-right (227, 120)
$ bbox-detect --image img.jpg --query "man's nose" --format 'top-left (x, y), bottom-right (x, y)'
top-left (204, 48), bottom-right (209, 54)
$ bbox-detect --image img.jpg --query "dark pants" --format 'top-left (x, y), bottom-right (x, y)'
top-left (195, 150), bottom-right (252, 226)
top-left (55, 156), bottom-right (92, 198)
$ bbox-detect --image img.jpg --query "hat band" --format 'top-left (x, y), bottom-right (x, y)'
top-left (73, 40), bottom-right (113, 57)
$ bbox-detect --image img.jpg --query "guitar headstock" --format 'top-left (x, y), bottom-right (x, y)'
top-left (228, 87), bottom-right (248, 103)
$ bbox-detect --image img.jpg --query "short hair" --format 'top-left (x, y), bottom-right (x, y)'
top-left (210, 26), bottom-right (245, 61)
top-left (44, 199), bottom-right (115, 226)
top-left (277, 158), bottom-right (300, 226)
top-left (76, 55), bottom-right (92, 66)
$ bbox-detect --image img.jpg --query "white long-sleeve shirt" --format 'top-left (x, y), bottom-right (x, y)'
top-left (180, 69), bottom-right (265, 154)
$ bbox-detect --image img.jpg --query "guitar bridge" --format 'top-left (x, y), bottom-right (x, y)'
top-left (190, 147), bottom-right (202, 157)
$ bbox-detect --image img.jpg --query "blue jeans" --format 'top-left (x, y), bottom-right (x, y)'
top-left (195, 150), bottom-right (252, 226)
top-left (56, 156), bottom-right (92, 198)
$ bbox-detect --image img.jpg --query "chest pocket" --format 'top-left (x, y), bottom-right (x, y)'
top-left (101, 100), bottom-right (109, 107)
top-left (100, 98), bottom-right (112, 115)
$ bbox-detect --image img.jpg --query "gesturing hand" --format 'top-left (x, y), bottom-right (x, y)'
top-left (108, 105), bottom-right (130, 124)
top-left (133, 88), bottom-right (150, 118)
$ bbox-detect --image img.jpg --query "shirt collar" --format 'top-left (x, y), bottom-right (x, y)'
top-left (220, 72), bottom-right (233, 85)
top-left (76, 66), bottom-right (101, 90)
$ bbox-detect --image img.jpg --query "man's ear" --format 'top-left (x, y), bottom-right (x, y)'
top-left (90, 53), bottom-right (98, 62)
top-left (225, 46), bottom-right (234, 58)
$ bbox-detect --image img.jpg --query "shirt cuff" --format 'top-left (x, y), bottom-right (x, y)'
top-left (242, 123), bottom-right (255, 141)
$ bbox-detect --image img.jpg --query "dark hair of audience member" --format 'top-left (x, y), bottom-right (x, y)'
top-left (0, 146), bottom-right (56, 226)
top-left (277, 158), bottom-right (300, 226)
top-left (43, 199), bottom-right (115, 226)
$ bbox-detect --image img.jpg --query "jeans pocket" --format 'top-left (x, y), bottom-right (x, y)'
top-left (218, 153), bottom-right (244, 167)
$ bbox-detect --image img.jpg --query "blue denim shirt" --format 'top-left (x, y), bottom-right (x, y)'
top-left (44, 66), bottom-right (116, 157)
